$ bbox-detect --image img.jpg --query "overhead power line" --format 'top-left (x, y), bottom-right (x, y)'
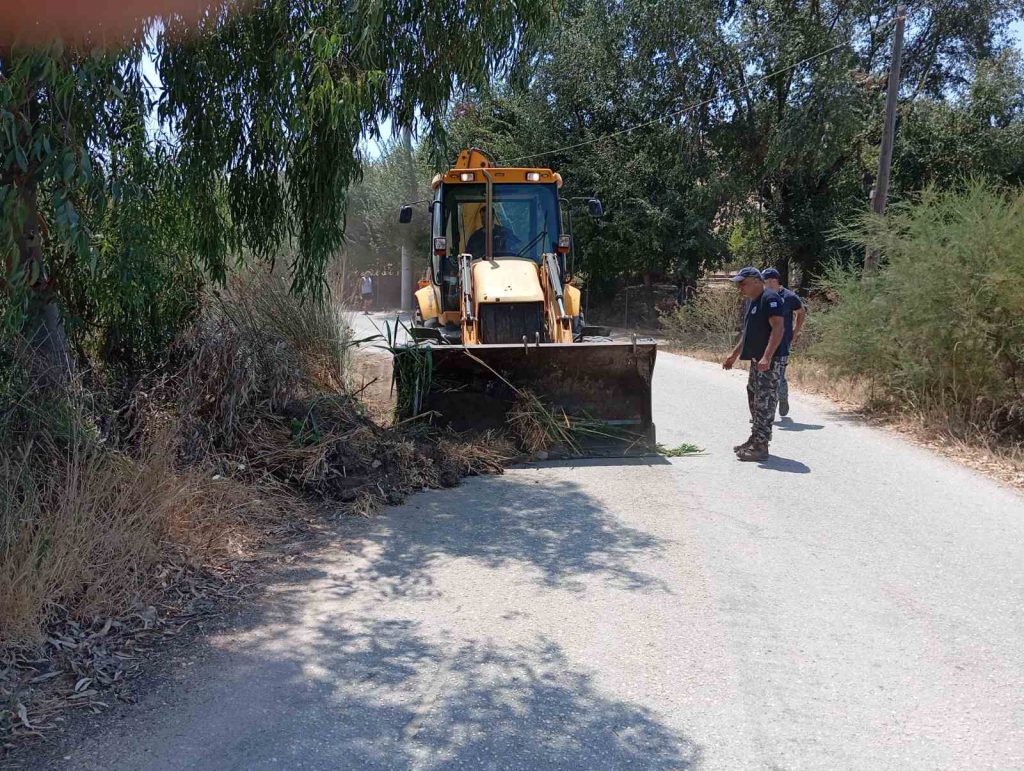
top-left (504, 21), bottom-right (896, 165)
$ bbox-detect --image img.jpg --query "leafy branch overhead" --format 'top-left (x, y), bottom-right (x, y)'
top-left (1, 0), bottom-right (556, 359)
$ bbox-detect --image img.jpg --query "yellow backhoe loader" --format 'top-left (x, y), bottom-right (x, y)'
top-left (394, 148), bottom-right (656, 452)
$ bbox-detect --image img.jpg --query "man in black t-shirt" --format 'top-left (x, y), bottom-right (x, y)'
top-left (761, 268), bottom-right (806, 417)
top-left (722, 267), bottom-right (786, 461)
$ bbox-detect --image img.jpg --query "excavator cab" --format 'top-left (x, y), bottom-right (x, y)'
top-left (395, 148), bottom-right (657, 454)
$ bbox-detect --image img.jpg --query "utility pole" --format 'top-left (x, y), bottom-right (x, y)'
top-left (864, 6), bottom-right (906, 275)
top-left (401, 244), bottom-right (411, 311)
top-left (400, 126), bottom-right (415, 310)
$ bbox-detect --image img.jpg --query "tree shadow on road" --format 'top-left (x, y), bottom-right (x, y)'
top-left (44, 470), bottom-right (695, 771)
top-left (106, 611), bottom-right (702, 771)
top-left (339, 474), bottom-right (673, 598)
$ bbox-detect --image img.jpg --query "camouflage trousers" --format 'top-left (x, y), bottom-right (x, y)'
top-left (746, 358), bottom-right (784, 444)
top-left (777, 356), bottom-right (790, 403)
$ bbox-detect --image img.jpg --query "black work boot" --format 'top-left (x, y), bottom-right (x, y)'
top-left (779, 398), bottom-right (790, 417)
top-left (736, 440), bottom-right (769, 462)
top-left (733, 436), bottom-right (754, 453)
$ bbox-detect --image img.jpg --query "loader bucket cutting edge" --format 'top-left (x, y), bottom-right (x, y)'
top-left (393, 341), bottom-right (657, 455)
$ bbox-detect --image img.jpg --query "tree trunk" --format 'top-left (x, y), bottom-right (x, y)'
top-left (778, 258), bottom-right (791, 288)
top-left (17, 180), bottom-right (72, 388)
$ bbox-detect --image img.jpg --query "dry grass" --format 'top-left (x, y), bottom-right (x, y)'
top-left (0, 430), bottom-right (177, 645)
top-left (0, 400), bottom-right (300, 649)
top-left (659, 287), bottom-right (745, 351)
top-left (507, 390), bottom-right (577, 455)
top-left (0, 376), bottom-right (307, 746)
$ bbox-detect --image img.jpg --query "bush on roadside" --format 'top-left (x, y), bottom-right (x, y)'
top-left (0, 270), bottom-right (353, 647)
top-left (659, 287), bottom-right (743, 352)
top-left (0, 267), bottom-right (502, 651)
top-left (815, 181), bottom-right (1024, 439)
top-left (0, 370), bottom-right (284, 647)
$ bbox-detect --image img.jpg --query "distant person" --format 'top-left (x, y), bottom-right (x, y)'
top-left (760, 268), bottom-right (806, 417)
top-left (360, 273), bottom-right (374, 314)
top-left (466, 207), bottom-right (521, 259)
top-left (722, 267), bottom-right (786, 461)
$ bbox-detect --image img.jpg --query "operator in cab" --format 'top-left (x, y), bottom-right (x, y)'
top-left (466, 206), bottom-right (522, 259)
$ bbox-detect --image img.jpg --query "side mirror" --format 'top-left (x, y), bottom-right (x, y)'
top-left (398, 205), bottom-right (413, 224)
top-left (587, 198), bottom-right (604, 218)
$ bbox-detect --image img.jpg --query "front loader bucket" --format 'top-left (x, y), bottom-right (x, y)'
top-left (393, 341), bottom-right (657, 455)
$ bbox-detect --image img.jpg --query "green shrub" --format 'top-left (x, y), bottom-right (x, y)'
top-left (816, 181), bottom-right (1024, 438)
top-left (660, 288), bottom-right (744, 352)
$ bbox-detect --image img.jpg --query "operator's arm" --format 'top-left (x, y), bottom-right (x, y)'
top-left (502, 229), bottom-right (522, 254)
top-left (465, 229), bottom-right (484, 259)
top-left (758, 317), bottom-right (785, 371)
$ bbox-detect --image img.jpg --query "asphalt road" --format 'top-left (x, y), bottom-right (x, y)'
top-left (46, 344), bottom-right (1024, 770)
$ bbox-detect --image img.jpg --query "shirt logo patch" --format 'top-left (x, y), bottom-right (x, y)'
top-left (769, 301), bottom-right (778, 308)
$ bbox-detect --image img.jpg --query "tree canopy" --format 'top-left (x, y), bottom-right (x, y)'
top-left (449, 0), bottom-right (1024, 290)
top-left (1, 0), bottom-right (555, 368)
top-left (3, 0), bottom-right (1022, 373)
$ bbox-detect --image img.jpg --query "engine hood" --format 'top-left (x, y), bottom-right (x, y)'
top-left (471, 258), bottom-right (543, 304)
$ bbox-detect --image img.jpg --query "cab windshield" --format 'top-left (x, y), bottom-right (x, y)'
top-left (440, 183), bottom-right (560, 263)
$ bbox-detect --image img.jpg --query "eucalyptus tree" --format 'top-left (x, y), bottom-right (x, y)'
top-left (1, 0), bottom-right (554, 373)
top-left (344, 138), bottom-right (432, 275)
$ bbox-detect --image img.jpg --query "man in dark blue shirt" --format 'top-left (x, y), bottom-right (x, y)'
top-left (761, 268), bottom-right (806, 417)
top-left (722, 267), bottom-right (786, 461)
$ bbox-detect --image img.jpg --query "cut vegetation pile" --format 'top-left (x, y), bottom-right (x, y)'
top-left (0, 272), bottom-right (512, 750)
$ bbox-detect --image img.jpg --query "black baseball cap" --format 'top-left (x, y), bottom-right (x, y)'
top-left (761, 267), bottom-right (781, 280)
top-left (730, 266), bottom-right (763, 282)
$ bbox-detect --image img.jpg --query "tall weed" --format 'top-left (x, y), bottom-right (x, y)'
top-left (660, 288), bottom-right (744, 352)
top-left (0, 352), bottom-right (296, 647)
top-left (218, 271), bottom-right (352, 390)
top-left (176, 271), bottom-right (353, 457)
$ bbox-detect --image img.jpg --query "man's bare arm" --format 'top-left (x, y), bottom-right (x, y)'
top-left (723, 335), bottom-right (744, 369)
top-left (758, 317), bottom-right (785, 370)
top-left (793, 307), bottom-right (807, 341)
